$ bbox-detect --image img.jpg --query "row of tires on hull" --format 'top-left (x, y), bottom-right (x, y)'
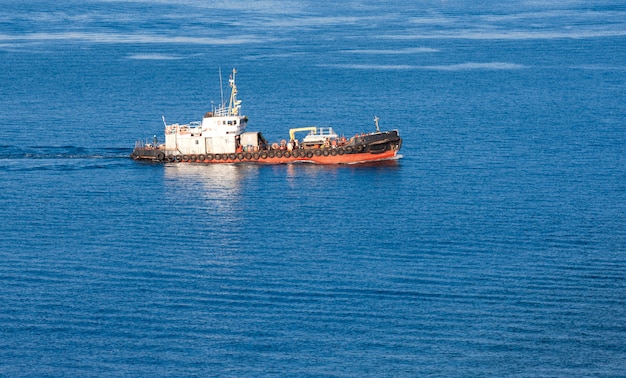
top-left (157, 144), bottom-right (385, 163)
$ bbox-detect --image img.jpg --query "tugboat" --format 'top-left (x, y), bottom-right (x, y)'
top-left (131, 69), bottom-right (402, 164)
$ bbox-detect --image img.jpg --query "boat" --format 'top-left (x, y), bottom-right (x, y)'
top-left (131, 68), bottom-right (402, 164)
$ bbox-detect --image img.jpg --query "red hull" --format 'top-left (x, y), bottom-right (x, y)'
top-left (153, 149), bottom-right (399, 165)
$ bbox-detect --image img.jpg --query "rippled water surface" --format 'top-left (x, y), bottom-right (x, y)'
top-left (1, 1), bottom-right (625, 376)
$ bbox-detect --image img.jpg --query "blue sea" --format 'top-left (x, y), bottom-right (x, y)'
top-left (1, 1), bottom-right (626, 376)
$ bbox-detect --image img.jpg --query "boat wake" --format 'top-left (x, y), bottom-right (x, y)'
top-left (0, 146), bottom-right (132, 172)
top-left (0, 146), bottom-right (131, 160)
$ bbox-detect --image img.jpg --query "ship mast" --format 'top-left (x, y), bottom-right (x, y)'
top-left (219, 67), bottom-right (224, 111)
top-left (227, 68), bottom-right (240, 116)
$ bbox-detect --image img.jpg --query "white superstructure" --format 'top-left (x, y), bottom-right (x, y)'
top-left (164, 68), bottom-right (248, 155)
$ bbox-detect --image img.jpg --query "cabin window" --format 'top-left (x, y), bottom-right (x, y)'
top-left (195, 140), bottom-right (199, 145)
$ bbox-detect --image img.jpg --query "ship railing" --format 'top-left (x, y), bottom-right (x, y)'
top-left (170, 121), bottom-right (202, 129)
top-left (135, 139), bottom-right (159, 150)
top-left (212, 104), bottom-right (236, 117)
top-left (303, 127), bottom-right (338, 139)
top-left (165, 122), bottom-right (203, 135)
top-left (316, 127), bottom-right (337, 137)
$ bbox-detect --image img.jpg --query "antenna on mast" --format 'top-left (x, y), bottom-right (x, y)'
top-left (219, 67), bottom-right (224, 109)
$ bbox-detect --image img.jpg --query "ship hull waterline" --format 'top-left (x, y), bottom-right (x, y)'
top-left (131, 148), bottom-right (400, 165)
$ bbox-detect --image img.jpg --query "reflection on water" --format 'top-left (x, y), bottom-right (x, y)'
top-left (162, 161), bottom-right (401, 216)
top-left (163, 163), bottom-right (259, 217)
top-left (164, 163), bottom-right (251, 191)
